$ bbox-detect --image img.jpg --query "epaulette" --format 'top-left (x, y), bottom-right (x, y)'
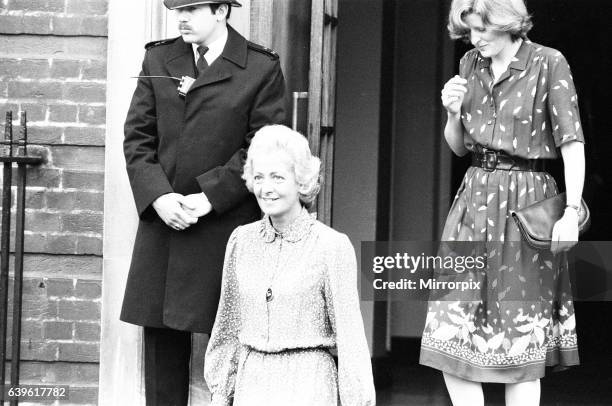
top-left (145, 37), bottom-right (179, 50)
top-left (247, 41), bottom-right (279, 60)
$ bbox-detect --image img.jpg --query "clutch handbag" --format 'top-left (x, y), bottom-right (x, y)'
top-left (511, 192), bottom-right (590, 249)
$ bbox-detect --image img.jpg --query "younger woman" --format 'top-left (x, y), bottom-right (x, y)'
top-left (420, 0), bottom-right (585, 405)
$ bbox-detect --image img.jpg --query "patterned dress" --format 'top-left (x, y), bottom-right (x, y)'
top-left (204, 208), bottom-right (375, 406)
top-left (420, 40), bottom-right (584, 383)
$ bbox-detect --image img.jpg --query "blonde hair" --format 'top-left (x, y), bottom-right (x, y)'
top-left (243, 125), bottom-right (321, 205)
top-left (448, 0), bottom-right (532, 41)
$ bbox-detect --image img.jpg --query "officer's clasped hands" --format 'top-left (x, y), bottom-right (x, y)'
top-left (181, 192), bottom-right (213, 218)
top-left (152, 193), bottom-right (198, 231)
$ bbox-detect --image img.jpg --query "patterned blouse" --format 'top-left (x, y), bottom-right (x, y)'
top-left (204, 209), bottom-right (375, 406)
top-left (460, 40), bottom-right (585, 158)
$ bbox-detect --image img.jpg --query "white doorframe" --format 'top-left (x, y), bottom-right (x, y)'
top-left (100, 0), bottom-right (147, 403)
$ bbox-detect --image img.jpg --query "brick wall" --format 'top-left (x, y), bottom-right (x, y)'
top-left (0, 0), bottom-right (107, 404)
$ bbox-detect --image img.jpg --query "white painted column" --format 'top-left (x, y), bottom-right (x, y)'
top-left (100, 2), bottom-right (251, 405)
top-left (99, 0), bottom-right (149, 404)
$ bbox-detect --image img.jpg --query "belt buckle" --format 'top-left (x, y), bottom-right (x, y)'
top-left (482, 148), bottom-right (497, 172)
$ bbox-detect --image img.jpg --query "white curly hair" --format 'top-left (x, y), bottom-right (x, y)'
top-left (243, 125), bottom-right (321, 205)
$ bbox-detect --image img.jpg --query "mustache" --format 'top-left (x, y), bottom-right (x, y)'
top-left (179, 24), bottom-right (192, 30)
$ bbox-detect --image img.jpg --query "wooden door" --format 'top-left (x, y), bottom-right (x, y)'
top-left (307, 0), bottom-right (338, 225)
top-left (251, 0), bottom-right (338, 225)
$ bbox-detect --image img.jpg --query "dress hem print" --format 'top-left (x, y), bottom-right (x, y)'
top-left (421, 328), bottom-right (579, 383)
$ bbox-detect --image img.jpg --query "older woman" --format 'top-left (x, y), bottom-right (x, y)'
top-left (420, 0), bottom-right (585, 405)
top-left (204, 125), bottom-right (375, 406)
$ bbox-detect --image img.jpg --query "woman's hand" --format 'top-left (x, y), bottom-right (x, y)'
top-left (553, 141), bottom-right (585, 255)
top-left (551, 208), bottom-right (579, 255)
top-left (441, 75), bottom-right (468, 115)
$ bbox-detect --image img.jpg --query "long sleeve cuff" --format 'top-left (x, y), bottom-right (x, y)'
top-left (196, 165), bottom-right (250, 214)
top-left (129, 164), bottom-right (174, 218)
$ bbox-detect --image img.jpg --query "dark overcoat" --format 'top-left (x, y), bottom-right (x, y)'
top-left (120, 25), bottom-right (286, 333)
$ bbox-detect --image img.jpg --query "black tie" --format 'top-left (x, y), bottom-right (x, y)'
top-left (196, 45), bottom-right (209, 74)
top-left (196, 45), bottom-right (208, 73)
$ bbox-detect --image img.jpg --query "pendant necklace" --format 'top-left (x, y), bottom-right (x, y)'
top-left (266, 231), bottom-right (285, 303)
top-left (265, 213), bottom-right (306, 303)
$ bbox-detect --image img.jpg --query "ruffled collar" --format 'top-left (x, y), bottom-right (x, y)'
top-left (259, 208), bottom-right (315, 243)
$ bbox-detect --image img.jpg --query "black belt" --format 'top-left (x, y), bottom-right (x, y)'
top-left (471, 148), bottom-right (545, 172)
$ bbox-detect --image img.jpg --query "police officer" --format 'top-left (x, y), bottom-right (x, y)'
top-left (120, 1), bottom-right (286, 404)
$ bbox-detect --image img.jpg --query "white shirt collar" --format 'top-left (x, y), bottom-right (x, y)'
top-left (192, 27), bottom-right (228, 67)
